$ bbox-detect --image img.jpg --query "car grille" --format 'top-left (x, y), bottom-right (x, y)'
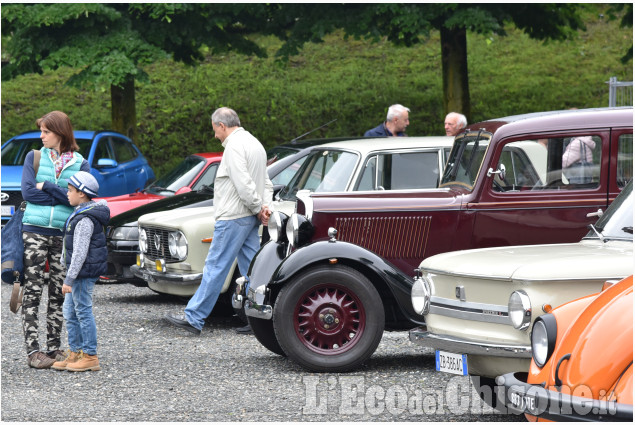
top-left (141, 226), bottom-right (180, 263)
top-left (1, 190), bottom-right (24, 218)
top-left (335, 215), bottom-right (433, 259)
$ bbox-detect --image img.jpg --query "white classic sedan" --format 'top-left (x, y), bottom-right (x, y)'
top-left (409, 180), bottom-right (633, 405)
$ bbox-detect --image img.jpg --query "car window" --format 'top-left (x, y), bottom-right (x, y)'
top-left (440, 132), bottom-right (492, 190)
top-left (94, 138), bottom-right (115, 165)
top-left (492, 135), bottom-right (602, 192)
top-left (1, 138), bottom-right (42, 165)
top-left (278, 150), bottom-right (358, 200)
top-left (356, 151), bottom-right (440, 190)
top-left (111, 137), bottom-right (138, 163)
top-left (76, 139), bottom-right (92, 159)
top-left (617, 133), bottom-right (633, 189)
top-left (147, 156), bottom-right (207, 194)
top-left (192, 163), bottom-right (219, 191)
top-left (271, 157), bottom-right (306, 187)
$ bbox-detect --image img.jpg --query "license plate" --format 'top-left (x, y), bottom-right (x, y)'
top-left (1, 205), bottom-right (15, 216)
top-left (509, 388), bottom-right (538, 412)
top-left (142, 271), bottom-right (156, 283)
top-left (435, 350), bottom-right (468, 375)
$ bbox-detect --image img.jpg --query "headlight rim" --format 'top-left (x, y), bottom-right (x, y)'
top-left (168, 230), bottom-right (188, 261)
top-left (508, 290), bottom-right (532, 330)
top-left (411, 274), bottom-right (432, 315)
top-left (531, 314), bottom-right (557, 368)
top-left (268, 211), bottom-right (289, 243)
top-left (139, 228), bottom-right (148, 253)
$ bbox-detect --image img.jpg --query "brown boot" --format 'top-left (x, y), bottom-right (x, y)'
top-left (51, 350), bottom-right (83, 371)
top-left (66, 353), bottom-right (101, 372)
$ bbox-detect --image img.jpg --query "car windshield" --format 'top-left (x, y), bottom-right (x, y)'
top-left (440, 131), bottom-right (493, 190)
top-left (584, 180), bottom-right (633, 242)
top-left (145, 156), bottom-right (206, 195)
top-left (278, 149), bottom-right (358, 201)
top-left (1, 138), bottom-right (92, 165)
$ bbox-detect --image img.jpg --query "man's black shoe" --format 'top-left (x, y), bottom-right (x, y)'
top-left (235, 324), bottom-right (252, 334)
top-left (165, 313), bottom-right (201, 335)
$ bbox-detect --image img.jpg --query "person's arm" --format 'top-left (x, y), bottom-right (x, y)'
top-left (41, 159), bottom-right (90, 206)
top-left (64, 216), bottom-right (94, 286)
top-left (21, 150), bottom-right (58, 205)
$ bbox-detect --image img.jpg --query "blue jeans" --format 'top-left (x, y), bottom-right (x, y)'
top-left (63, 277), bottom-right (98, 355)
top-left (185, 215), bottom-right (260, 330)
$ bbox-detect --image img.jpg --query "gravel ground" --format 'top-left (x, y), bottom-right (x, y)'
top-left (2, 282), bottom-right (524, 422)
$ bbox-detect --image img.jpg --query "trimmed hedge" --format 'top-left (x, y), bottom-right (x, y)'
top-left (1, 7), bottom-right (632, 175)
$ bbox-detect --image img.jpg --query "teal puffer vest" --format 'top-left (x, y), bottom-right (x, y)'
top-left (23, 148), bottom-right (84, 230)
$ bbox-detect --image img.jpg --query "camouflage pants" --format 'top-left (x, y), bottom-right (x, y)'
top-left (21, 232), bottom-right (65, 354)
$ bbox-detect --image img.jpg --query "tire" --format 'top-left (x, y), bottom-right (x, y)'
top-left (248, 316), bottom-right (286, 356)
top-left (273, 265), bottom-right (385, 372)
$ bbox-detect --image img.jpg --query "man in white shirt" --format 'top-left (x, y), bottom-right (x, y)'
top-left (166, 107), bottom-right (272, 335)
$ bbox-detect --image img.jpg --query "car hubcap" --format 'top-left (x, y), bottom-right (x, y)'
top-left (294, 283), bottom-right (366, 354)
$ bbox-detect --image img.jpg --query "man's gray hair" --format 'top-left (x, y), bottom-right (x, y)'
top-left (386, 104), bottom-right (410, 121)
top-left (211, 107), bottom-right (241, 127)
top-left (446, 112), bottom-right (467, 129)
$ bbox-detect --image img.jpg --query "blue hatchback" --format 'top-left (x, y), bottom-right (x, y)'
top-left (1, 130), bottom-right (155, 223)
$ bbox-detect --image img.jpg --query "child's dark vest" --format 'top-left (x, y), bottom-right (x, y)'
top-left (64, 204), bottom-right (109, 278)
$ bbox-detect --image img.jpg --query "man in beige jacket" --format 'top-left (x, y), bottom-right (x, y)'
top-left (166, 107), bottom-right (272, 335)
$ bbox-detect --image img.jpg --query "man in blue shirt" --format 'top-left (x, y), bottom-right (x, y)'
top-left (364, 104), bottom-right (410, 137)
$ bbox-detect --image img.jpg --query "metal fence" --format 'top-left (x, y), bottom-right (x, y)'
top-left (607, 76), bottom-right (633, 107)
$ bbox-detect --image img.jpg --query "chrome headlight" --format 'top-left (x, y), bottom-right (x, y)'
top-left (285, 213), bottom-right (314, 248)
top-left (110, 225), bottom-right (139, 241)
top-left (168, 231), bottom-right (188, 260)
top-left (531, 314), bottom-right (557, 368)
top-left (411, 274), bottom-right (432, 315)
top-left (139, 228), bottom-right (148, 253)
top-left (268, 211), bottom-right (289, 243)
top-left (508, 290), bottom-right (532, 330)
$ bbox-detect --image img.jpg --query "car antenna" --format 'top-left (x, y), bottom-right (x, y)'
top-left (290, 119), bottom-right (337, 144)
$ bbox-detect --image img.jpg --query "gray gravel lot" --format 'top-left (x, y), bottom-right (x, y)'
top-left (2, 282), bottom-right (523, 422)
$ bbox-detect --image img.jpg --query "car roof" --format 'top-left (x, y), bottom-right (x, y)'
top-left (191, 152), bottom-right (223, 160)
top-left (8, 130), bottom-right (124, 141)
top-left (467, 107), bottom-right (633, 139)
top-left (307, 136), bottom-right (455, 154)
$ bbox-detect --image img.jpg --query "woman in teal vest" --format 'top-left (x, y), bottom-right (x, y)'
top-left (20, 111), bottom-right (90, 369)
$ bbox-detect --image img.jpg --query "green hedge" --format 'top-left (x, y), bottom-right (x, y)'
top-left (2, 7), bottom-right (631, 176)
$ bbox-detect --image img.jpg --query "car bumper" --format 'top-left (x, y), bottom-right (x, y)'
top-left (497, 372), bottom-right (633, 421)
top-left (130, 264), bottom-right (202, 284)
top-left (409, 325), bottom-right (532, 358)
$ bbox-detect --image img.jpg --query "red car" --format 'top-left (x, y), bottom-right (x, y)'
top-left (97, 152), bottom-right (222, 217)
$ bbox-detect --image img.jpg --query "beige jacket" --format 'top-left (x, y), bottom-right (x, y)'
top-left (214, 127), bottom-right (273, 221)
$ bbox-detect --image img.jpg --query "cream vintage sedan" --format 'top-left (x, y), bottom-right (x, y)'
top-left (409, 180), bottom-right (633, 406)
top-left (131, 136), bottom-right (454, 299)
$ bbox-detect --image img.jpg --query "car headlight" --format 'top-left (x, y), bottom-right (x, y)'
top-left (508, 290), bottom-right (532, 330)
top-left (168, 231), bottom-right (188, 260)
top-left (411, 274), bottom-right (432, 315)
top-left (531, 314), bottom-right (557, 368)
top-left (268, 211), bottom-right (289, 243)
top-left (110, 225), bottom-right (139, 241)
top-left (139, 228), bottom-right (148, 253)
top-left (285, 213), bottom-right (314, 248)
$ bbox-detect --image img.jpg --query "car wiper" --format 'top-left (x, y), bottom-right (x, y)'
top-left (149, 186), bottom-right (175, 193)
top-left (587, 223), bottom-right (607, 243)
top-left (197, 184), bottom-right (214, 194)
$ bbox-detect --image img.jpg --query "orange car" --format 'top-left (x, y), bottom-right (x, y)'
top-left (496, 275), bottom-right (633, 421)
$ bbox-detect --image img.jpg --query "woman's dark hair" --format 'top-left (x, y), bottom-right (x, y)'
top-left (36, 111), bottom-right (79, 153)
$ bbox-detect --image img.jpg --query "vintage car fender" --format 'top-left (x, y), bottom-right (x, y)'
top-left (250, 239), bottom-right (423, 326)
top-left (498, 275), bottom-right (633, 421)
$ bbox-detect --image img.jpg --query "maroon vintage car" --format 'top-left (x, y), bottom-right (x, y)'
top-left (234, 107), bottom-right (633, 372)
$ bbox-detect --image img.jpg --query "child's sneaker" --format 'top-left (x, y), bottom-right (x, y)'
top-left (66, 354), bottom-right (101, 372)
top-left (27, 351), bottom-right (55, 369)
top-left (51, 350), bottom-right (83, 371)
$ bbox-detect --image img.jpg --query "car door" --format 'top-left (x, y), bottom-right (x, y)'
top-left (470, 129), bottom-right (613, 248)
top-left (89, 134), bottom-right (125, 197)
top-left (110, 136), bottom-right (146, 193)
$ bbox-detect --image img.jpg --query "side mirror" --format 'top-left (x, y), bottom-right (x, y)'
top-left (487, 163), bottom-right (506, 181)
top-left (96, 158), bottom-right (118, 168)
top-left (175, 186), bottom-right (192, 195)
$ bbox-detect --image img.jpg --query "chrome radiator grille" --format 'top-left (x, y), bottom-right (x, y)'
top-left (142, 227), bottom-right (179, 263)
top-left (334, 216), bottom-right (432, 259)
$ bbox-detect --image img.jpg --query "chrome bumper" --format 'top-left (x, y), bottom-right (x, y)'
top-left (409, 325), bottom-right (531, 358)
top-left (244, 299), bottom-right (272, 320)
top-left (130, 264), bottom-right (202, 284)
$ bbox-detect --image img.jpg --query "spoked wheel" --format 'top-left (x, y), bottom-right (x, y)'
top-left (273, 265), bottom-right (384, 372)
